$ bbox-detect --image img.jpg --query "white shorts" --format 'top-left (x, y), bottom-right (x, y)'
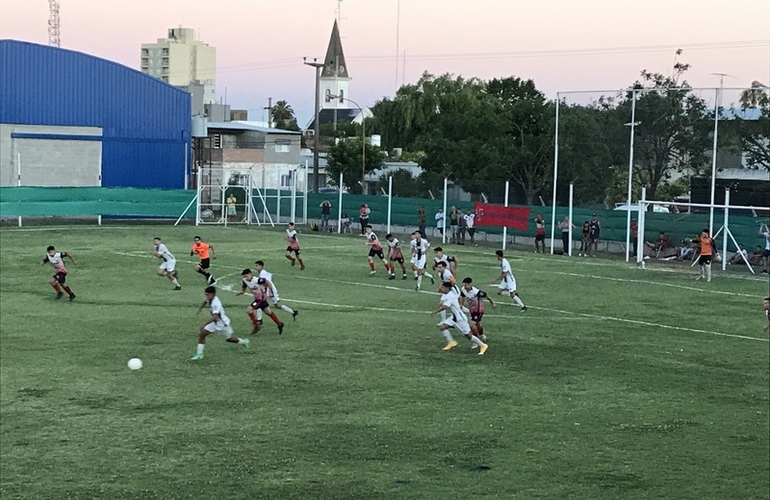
top-left (414, 256), bottom-right (427, 270)
top-left (498, 276), bottom-right (517, 293)
top-left (439, 316), bottom-right (471, 335)
top-left (204, 321), bottom-right (234, 337)
top-left (160, 259), bottom-right (176, 272)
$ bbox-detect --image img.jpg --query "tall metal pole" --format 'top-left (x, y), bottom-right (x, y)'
top-left (549, 95), bottom-right (560, 254)
top-left (291, 169), bottom-right (297, 223)
top-left (625, 89), bottom-right (637, 262)
top-left (387, 175), bottom-right (393, 234)
top-left (304, 59), bottom-right (324, 192)
top-left (722, 188), bottom-right (730, 271)
top-left (16, 152), bottom-right (22, 227)
top-left (442, 177), bottom-right (448, 244)
top-left (303, 160), bottom-right (309, 224)
top-left (568, 182), bottom-right (574, 256)
top-left (337, 172), bottom-right (344, 234)
top-left (502, 180), bottom-right (509, 250)
top-left (708, 87), bottom-right (720, 237)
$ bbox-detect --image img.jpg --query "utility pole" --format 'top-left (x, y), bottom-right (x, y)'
top-left (304, 58), bottom-right (324, 192)
top-left (264, 97), bottom-right (272, 128)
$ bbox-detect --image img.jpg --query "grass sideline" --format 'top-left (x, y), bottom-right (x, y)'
top-left (0, 224), bottom-right (768, 500)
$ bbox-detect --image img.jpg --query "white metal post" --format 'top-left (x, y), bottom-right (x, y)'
top-left (337, 172), bottom-right (343, 234)
top-left (625, 90), bottom-right (637, 262)
top-left (16, 152), bottom-right (22, 227)
top-left (502, 180), bottom-right (509, 250)
top-left (722, 188), bottom-right (730, 271)
top-left (549, 95), bottom-right (560, 254)
top-left (195, 168), bottom-right (202, 226)
top-left (303, 160), bottom-right (309, 225)
top-left (567, 182), bottom-right (568, 257)
top-left (442, 177), bottom-right (448, 244)
top-left (276, 178), bottom-right (282, 224)
top-left (637, 187), bottom-right (647, 267)
top-left (387, 176), bottom-right (393, 234)
top-left (291, 169), bottom-right (297, 223)
top-left (709, 87), bottom-right (720, 236)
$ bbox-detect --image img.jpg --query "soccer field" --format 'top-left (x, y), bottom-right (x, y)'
top-left (0, 224), bottom-right (768, 500)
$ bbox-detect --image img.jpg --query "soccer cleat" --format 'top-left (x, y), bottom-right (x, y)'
top-left (209, 278), bottom-right (217, 286)
top-left (173, 285), bottom-right (182, 290)
top-left (68, 294), bottom-right (76, 302)
top-left (292, 310), bottom-right (298, 321)
top-left (191, 353), bottom-right (204, 361)
top-left (251, 325), bottom-right (261, 335)
top-left (300, 263), bottom-right (305, 271)
top-left (471, 344), bottom-right (479, 350)
top-left (241, 338), bottom-right (250, 350)
top-left (415, 285), bottom-right (420, 291)
top-left (55, 292), bottom-right (64, 300)
top-left (520, 306), bottom-right (527, 312)
top-left (442, 340), bottom-right (458, 351)
top-left (695, 276), bottom-right (703, 281)
top-left (402, 275), bottom-right (407, 280)
top-left (478, 344), bottom-right (489, 355)
top-left (388, 274), bottom-right (395, 280)
top-left (277, 323), bottom-right (284, 335)
top-left (369, 271), bottom-right (377, 276)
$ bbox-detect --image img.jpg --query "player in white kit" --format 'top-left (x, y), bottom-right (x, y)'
top-left (254, 260), bottom-right (298, 322)
top-left (410, 231), bottom-right (435, 291)
top-left (492, 250), bottom-right (527, 311)
top-left (432, 281), bottom-right (488, 355)
top-left (152, 237), bottom-right (181, 290)
top-left (191, 286), bottom-right (249, 360)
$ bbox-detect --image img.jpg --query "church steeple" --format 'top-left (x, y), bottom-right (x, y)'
top-left (321, 20), bottom-right (349, 79)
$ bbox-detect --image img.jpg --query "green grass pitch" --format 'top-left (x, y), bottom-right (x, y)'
top-left (0, 224), bottom-right (768, 500)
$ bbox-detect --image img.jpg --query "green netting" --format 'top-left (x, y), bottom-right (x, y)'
top-left (0, 187), bottom-right (197, 218)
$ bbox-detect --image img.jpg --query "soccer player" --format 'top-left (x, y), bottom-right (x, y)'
top-left (411, 231), bottom-right (435, 291)
top-left (432, 281), bottom-right (488, 355)
top-left (492, 250), bottom-right (527, 311)
top-left (385, 233), bottom-right (408, 280)
top-left (364, 225), bottom-right (392, 277)
top-left (285, 222), bottom-right (305, 270)
top-left (460, 277), bottom-right (496, 344)
top-left (191, 285), bottom-right (250, 361)
top-left (41, 245), bottom-right (77, 301)
top-left (763, 297), bottom-right (770, 333)
top-left (435, 261), bottom-right (459, 294)
top-left (254, 260), bottom-right (298, 321)
top-left (533, 213), bottom-right (546, 253)
top-left (190, 236), bottom-right (217, 285)
top-left (433, 247), bottom-right (458, 274)
top-left (695, 229), bottom-right (716, 282)
top-left (152, 237), bottom-right (181, 290)
top-left (235, 269), bottom-right (285, 335)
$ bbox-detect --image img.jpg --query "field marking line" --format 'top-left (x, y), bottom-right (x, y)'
top-left (109, 250), bottom-right (767, 342)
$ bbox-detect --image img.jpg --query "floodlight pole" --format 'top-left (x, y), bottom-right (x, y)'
top-left (549, 95), bottom-right (560, 254)
top-left (708, 87), bottom-right (721, 236)
top-left (304, 58), bottom-right (324, 193)
top-left (624, 89), bottom-right (638, 263)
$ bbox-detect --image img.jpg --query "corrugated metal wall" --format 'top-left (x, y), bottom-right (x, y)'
top-left (0, 40), bottom-right (190, 188)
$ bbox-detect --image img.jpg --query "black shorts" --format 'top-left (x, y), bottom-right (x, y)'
top-left (198, 258), bottom-right (211, 269)
top-left (368, 248), bottom-right (384, 259)
top-left (763, 249), bottom-right (770, 258)
top-left (250, 300), bottom-right (269, 310)
top-left (53, 271), bottom-right (67, 284)
top-left (535, 234), bottom-right (545, 241)
top-left (390, 256), bottom-right (404, 264)
top-left (286, 247), bottom-right (301, 255)
top-left (470, 312), bottom-right (484, 323)
top-left (698, 255), bottom-right (712, 265)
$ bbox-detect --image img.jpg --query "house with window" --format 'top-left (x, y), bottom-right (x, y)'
top-left (203, 121), bottom-right (303, 190)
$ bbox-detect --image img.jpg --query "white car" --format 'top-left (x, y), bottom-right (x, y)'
top-left (613, 203), bottom-right (670, 213)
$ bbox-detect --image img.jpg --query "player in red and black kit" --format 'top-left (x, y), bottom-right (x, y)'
top-left (41, 245), bottom-right (78, 301)
top-left (285, 222), bottom-right (305, 270)
top-left (364, 225), bottom-right (392, 277)
top-left (459, 277), bottom-right (495, 342)
top-left (236, 269), bottom-right (284, 335)
top-left (385, 233), bottom-right (408, 280)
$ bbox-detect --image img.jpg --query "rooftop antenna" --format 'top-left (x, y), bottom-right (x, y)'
top-left (394, 0), bottom-right (401, 93)
top-left (48, 0), bottom-right (61, 48)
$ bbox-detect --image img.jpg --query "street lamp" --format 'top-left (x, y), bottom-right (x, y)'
top-left (304, 58), bottom-right (323, 192)
top-left (330, 94), bottom-right (366, 194)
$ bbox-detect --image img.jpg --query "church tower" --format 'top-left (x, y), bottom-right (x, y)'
top-left (319, 20), bottom-right (350, 109)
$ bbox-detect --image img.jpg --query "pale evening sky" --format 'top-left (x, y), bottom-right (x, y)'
top-left (2, 0), bottom-right (769, 125)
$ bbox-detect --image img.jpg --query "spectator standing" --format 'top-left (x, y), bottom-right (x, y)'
top-left (416, 205), bottom-right (427, 238)
top-left (630, 217), bottom-right (639, 257)
top-left (458, 209), bottom-right (467, 245)
top-left (760, 223), bottom-right (770, 273)
top-left (558, 216), bottom-right (576, 255)
top-left (226, 193), bottom-right (237, 222)
top-left (578, 221), bottom-right (590, 257)
top-left (359, 204), bottom-right (370, 235)
top-left (464, 209), bottom-right (477, 246)
top-left (449, 206), bottom-right (461, 244)
top-left (532, 213), bottom-right (546, 253)
top-left (435, 208), bottom-right (445, 237)
top-left (319, 200), bottom-right (331, 231)
top-left (587, 213), bottom-right (601, 257)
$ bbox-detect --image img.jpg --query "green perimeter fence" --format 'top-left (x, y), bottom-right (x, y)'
top-left (1, 187), bottom-right (766, 251)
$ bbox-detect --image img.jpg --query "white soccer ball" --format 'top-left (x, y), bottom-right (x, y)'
top-left (127, 358), bottom-right (143, 371)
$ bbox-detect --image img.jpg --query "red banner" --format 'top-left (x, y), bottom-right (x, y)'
top-left (474, 202), bottom-right (531, 231)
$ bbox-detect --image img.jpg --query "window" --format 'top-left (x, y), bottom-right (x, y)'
top-left (325, 89), bottom-right (331, 103)
top-left (338, 89), bottom-right (344, 103)
top-left (281, 171), bottom-right (294, 187)
top-left (275, 140), bottom-right (290, 153)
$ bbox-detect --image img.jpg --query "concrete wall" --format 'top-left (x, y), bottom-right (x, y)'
top-left (0, 124), bottom-right (102, 187)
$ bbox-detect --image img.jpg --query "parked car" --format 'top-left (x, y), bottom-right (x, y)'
top-left (613, 203), bottom-right (670, 213)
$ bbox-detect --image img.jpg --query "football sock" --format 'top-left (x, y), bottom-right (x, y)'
top-left (196, 269), bottom-right (205, 275)
top-left (297, 258), bottom-right (304, 266)
top-left (256, 309), bottom-right (263, 321)
top-left (196, 343), bottom-right (205, 355)
top-left (267, 311), bottom-right (282, 326)
top-left (471, 324), bottom-right (480, 337)
top-left (416, 276), bottom-right (422, 288)
top-left (62, 285), bottom-right (74, 296)
top-left (171, 277), bottom-right (180, 286)
top-left (237, 338), bottom-right (248, 345)
top-left (479, 325), bottom-right (484, 337)
top-left (400, 264), bottom-right (407, 274)
top-left (442, 331), bottom-right (454, 343)
top-left (706, 264), bottom-right (712, 281)
top-left (248, 311), bottom-right (259, 326)
top-left (513, 296), bottom-right (525, 308)
top-left (413, 270), bottom-right (418, 278)
top-left (469, 335), bottom-right (484, 347)
top-left (285, 255), bottom-right (295, 263)
top-left (51, 282), bottom-right (62, 292)
top-left (369, 262), bottom-right (375, 271)
top-left (203, 272), bottom-right (211, 280)
top-left (424, 272), bottom-right (434, 279)
top-left (280, 305), bottom-right (295, 315)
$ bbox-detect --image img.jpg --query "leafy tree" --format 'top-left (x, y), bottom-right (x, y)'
top-left (732, 82), bottom-right (770, 170)
top-left (375, 169), bottom-right (421, 197)
top-left (271, 100), bottom-right (300, 131)
top-left (326, 134), bottom-right (385, 194)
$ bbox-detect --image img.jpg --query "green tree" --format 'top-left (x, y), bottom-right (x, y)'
top-left (733, 82), bottom-right (770, 170)
top-left (271, 100), bottom-right (300, 131)
top-left (326, 135), bottom-right (385, 194)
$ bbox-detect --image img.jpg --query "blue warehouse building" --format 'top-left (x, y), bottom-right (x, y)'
top-left (0, 40), bottom-right (190, 189)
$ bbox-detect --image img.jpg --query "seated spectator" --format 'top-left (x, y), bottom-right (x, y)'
top-left (676, 240), bottom-right (695, 261)
top-left (728, 244), bottom-right (749, 265)
top-left (340, 213), bottom-right (352, 234)
top-left (750, 245), bottom-right (765, 266)
top-left (646, 231), bottom-right (672, 253)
